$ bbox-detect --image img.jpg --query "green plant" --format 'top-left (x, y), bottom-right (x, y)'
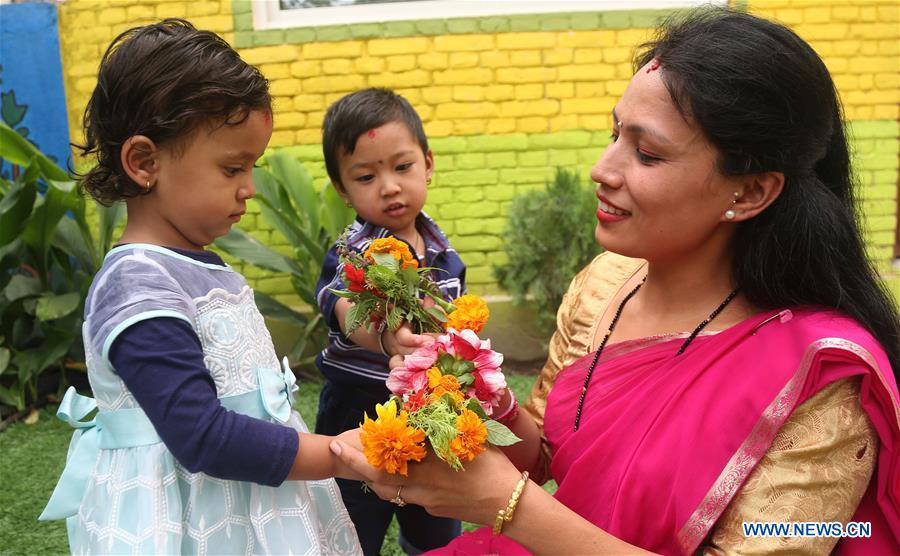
top-left (214, 150), bottom-right (354, 370)
top-left (493, 168), bottom-right (602, 336)
top-left (0, 121), bottom-right (124, 413)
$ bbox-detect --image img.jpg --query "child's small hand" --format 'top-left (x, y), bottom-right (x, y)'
top-left (332, 428), bottom-right (366, 481)
top-left (381, 323), bottom-right (434, 357)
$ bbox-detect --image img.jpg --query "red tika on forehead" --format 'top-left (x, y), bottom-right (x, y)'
top-left (367, 130), bottom-right (377, 138)
top-left (646, 59), bottom-right (661, 73)
top-left (262, 111), bottom-right (271, 124)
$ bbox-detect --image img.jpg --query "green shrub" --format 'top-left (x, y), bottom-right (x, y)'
top-left (493, 168), bottom-right (602, 336)
top-left (0, 121), bottom-right (124, 413)
top-left (214, 151), bottom-right (355, 371)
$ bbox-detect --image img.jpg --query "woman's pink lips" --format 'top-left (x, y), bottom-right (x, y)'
top-left (596, 194), bottom-right (630, 222)
top-left (596, 207), bottom-right (628, 223)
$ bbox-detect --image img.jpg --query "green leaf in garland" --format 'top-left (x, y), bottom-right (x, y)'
top-left (485, 420), bottom-right (522, 447)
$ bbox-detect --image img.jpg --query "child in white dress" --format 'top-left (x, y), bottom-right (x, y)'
top-left (39, 18), bottom-right (362, 555)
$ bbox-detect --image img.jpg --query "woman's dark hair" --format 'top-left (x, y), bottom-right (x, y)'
top-left (322, 87), bottom-right (429, 190)
top-left (636, 7), bottom-right (899, 375)
top-left (78, 18), bottom-right (271, 205)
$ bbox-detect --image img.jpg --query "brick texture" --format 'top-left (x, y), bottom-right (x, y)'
top-left (57, 0), bottom-right (899, 303)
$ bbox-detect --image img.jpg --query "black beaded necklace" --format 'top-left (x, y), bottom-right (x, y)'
top-left (573, 278), bottom-right (740, 431)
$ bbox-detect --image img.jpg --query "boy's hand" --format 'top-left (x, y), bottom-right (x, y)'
top-left (381, 323), bottom-right (434, 357)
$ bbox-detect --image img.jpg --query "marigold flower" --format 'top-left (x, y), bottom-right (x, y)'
top-left (445, 294), bottom-right (490, 333)
top-left (450, 409), bottom-right (487, 462)
top-left (365, 237), bottom-right (419, 269)
top-left (427, 367), bottom-right (465, 404)
top-left (360, 400), bottom-right (426, 476)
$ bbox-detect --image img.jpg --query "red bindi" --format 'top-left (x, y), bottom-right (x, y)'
top-left (262, 111), bottom-right (271, 124)
top-left (367, 130), bottom-right (377, 138)
top-left (646, 59), bottom-right (661, 73)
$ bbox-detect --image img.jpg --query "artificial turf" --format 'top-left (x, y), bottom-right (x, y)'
top-left (0, 373), bottom-right (541, 555)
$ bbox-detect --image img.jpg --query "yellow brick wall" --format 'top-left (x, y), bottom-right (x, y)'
top-left (57, 0), bottom-right (898, 300)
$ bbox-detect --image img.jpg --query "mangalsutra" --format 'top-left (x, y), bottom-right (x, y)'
top-left (573, 279), bottom-right (739, 431)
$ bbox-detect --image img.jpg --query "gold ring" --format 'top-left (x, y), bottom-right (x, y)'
top-left (389, 485), bottom-right (406, 507)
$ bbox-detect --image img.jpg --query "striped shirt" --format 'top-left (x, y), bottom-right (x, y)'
top-left (315, 213), bottom-right (466, 385)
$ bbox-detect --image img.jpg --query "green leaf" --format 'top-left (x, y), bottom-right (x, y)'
top-left (344, 302), bottom-right (366, 334)
top-left (370, 252), bottom-right (399, 271)
top-left (253, 291), bottom-right (310, 327)
top-left (267, 152), bottom-right (320, 234)
top-left (485, 420), bottom-right (523, 446)
top-left (321, 185), bottom-right (355, 239)
top-left (213, 227), bottom-right (299, 275)
top-left (4, 274), bottom-right (41, 301)
top-left (465, 397), bottom-right (488, 419)
top-left (456, 372), bottom-right (474, 387)
top-left (52, 215), bottom-right (95, 272)
top-left (328, 288), bottom-right (356, 299)
top-left (0, 121), bottom-right (69, 181)
top-left (0, 172), bottom-right (36, 246)
top-left (35, 292), bottom-right (80, 321)
top-left (22, 179), bottom-right (79, 271)
top-left (97, 201), bottom-right (125, 258)
top-left (254, 193), bottom-right (325, 262)
top-left (426, 306), bottom-right (448, 323)
top-left (0, 347), bottom-right (10, 375)
top-left (437, 353), bottom-right (456, 371)
top-left (0, 383), bottom-right (23, 410)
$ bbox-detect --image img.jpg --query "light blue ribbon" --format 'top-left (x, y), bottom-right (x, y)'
top-left (39, 361), bottom-right (299, 521)
top-left (257, 357), bottom-right (298, 423)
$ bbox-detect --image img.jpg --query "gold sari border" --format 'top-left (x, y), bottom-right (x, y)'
top-left (676, 337), bottom-right (892, 553)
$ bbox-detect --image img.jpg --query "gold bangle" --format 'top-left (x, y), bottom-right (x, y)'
top-left (493, 471), bottom-right (529, 535)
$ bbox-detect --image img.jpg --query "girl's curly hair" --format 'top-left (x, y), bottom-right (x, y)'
top-left (78, 18), bottom-right (271, 205)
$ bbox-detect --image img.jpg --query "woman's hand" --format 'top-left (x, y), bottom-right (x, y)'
top-left (329, 438), bottom-right (522, 526)
top-left (330, 428), bottom-right (366, 481)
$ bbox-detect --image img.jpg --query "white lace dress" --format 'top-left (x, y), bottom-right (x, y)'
top-left (41, 244), bottom-right (361, 555)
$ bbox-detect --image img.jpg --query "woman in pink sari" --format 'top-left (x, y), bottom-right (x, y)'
top-left (332, 8), bottom-right (900, 554)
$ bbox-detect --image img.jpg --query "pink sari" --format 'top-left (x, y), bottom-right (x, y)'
top-left (434, 308), bottom-right (899, 555)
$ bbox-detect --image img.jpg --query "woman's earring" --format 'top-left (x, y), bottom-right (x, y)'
top-left (426, 177), bottom-right (432, 186)
top-left (725, 191), bottom-right (739, 220)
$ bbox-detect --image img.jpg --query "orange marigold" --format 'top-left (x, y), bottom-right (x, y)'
top-left (450, 409), bottom-right (487, 462)
top-left (427, 367), bottom-right (465, 404)
top-left (364, 237), bottom-right (418, 269)
top-left (360, 400), bottom-right (426, 476)
top-left (445, 294), bottom-right (490, 333)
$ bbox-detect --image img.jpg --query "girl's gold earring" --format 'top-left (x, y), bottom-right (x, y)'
top-left (426, 177), bottom-right (432, 186)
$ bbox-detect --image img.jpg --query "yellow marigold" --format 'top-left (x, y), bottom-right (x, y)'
top-left (364, 237), bottom-right (418, 269)
top-left (360, 400), bottom-right (426, 476)
top-left (445, 294), bottom-right (490, 333)
top-left (450, 409), bottom-right (487, 462)
top-left (427, 367), bottom-right (465, 404)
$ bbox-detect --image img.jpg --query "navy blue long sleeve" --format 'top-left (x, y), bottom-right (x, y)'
top-left (108, 317), bottom-right (298, 486)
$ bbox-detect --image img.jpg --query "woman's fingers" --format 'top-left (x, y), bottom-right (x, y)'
top-left (329, 440), bottom-right (430, 507)
top-left (330, 440), bottom-right (399, 485)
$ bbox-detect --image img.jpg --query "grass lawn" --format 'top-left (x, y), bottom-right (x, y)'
top-left (0, 373), bottom-right (544, 555)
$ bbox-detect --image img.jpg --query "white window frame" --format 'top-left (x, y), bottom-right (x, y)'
top-left (252, 0), bottom-right (727, 31)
